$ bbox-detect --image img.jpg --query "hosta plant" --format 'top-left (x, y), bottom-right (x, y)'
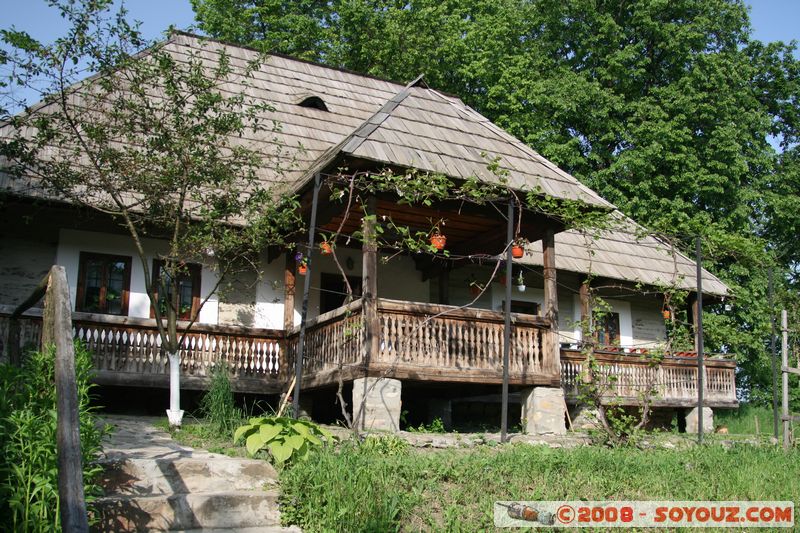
top-left (234, 416), bottom-right (335, 465)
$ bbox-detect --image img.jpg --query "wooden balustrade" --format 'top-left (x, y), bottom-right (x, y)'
top-left (0, 305), bottom-right (284, 393)
top-left (560, 349), bottom-right (737, 408)
top-left (285, 300), bottom-right (364, 382)
top-left (2, 302), bottom-right (738, 405)
top-left (371, 299), bottom-right (559, 385)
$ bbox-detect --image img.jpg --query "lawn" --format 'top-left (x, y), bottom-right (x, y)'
top-left (279, 440), bottom-right (799, 532)
top-left (164, 419), bottom-right (800, 532)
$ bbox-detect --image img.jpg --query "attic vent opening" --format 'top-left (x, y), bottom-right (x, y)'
top-left (298, 95), bottom-right (328, 112)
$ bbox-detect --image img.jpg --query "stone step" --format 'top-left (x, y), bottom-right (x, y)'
top-left (173, 526), bottom-right (303, 533)
top-left (99, 457), bottom-right (278, 496)
top-left (93, 490), bottom-right (282, 531)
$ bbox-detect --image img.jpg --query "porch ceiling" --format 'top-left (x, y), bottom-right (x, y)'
top-left (318, 196), bottom-right (556, 257)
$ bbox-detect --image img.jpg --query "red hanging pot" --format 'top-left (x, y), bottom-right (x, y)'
top-left (320, 241), bottom-right (333, 255)
top-left (662, 309), bottom-right (671, 320)
top-left (430, 233), bottom-right (447, 250)
top-left (298, 264), bottom-right (308, 275)
top-left (511, 244), bottom-right (525, 258)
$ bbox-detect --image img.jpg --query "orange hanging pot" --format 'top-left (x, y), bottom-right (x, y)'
top-left (298, 264), bottom-right (308, 275)
top-left (662, 309), bottom-right (671, 320)
top-left (320, 241), bottom-right (333, 255)
top-left (430, 233), bottom-right (447, 250)
top-left (511, 244), bottom-right (525, 258)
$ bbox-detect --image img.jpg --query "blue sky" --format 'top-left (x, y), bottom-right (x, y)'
top-left (2, 1), bottom-right (799, 47)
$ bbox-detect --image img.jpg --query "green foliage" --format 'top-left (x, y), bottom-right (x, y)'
top-left (198, 363), bottom-right (242, 438)
top-left (233, 416), bottom-right (335, 465)
top-left (407, 417), bottom-right (446, 434)
top-left (192, 0), bottom-right (800, 406)
top-left (280, 441), bottom-right (800, 531)
top-left (0, 1), bottom-right (302, 352)
top-left (0, 343), bottom-right (106, 533)
top-left (361, 434), bottom-right (410, 456)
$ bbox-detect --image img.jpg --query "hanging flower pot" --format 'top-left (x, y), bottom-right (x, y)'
top-left (515, 272), bottom-right (526, 292)
top-left (430, 233), bottom-right (447, 250)
top-left (662, 309), bottom-right (671, 320)
top-left (320, 241), bottom-right (333, 255)
top-left (298, 264), bottom-right (308, 275)
top-left (511, 244), bottom-right (525, 259)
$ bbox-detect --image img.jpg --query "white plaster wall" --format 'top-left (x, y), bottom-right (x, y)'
top-left (254, 251), bottom-right (291, 329)
top-left (259, 247), bottom-right (431, 329)
top-left (630, 299), bottom-right (667, 347)
top-left (55, 229), bottom-right (219, 324)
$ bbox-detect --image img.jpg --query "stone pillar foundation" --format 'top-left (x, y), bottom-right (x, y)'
top-left (685, 406), bottom-right (713, 434)
top-left (352, 377), bottom-right (402, 432)
top-left (521, 387), bottom-right (567, 435)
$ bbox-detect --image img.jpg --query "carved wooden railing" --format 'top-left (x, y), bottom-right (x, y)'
top-left (1, 305), bottom-right (284, 391)
top-left (286, 299), bottom-right (559, 385)
top-left (374, 300), bottom-right (558, 382)
top-left (285, 300), bottom-right (365, 377)
top-left (560, 349), bottom-right (738, 407)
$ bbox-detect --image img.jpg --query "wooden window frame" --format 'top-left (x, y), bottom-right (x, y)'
top-left (75, 251), bottom-right (132, 316)
top-left (595, 311), bottom-right (621, 347)
top-left (150, 260), bottom-right (202, 321)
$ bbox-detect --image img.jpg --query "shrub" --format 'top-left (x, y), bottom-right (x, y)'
top-left (234, 416), bottom-right (335, 465)
top-left (0, 343), bottom-right (105, 532)
top-left (199, 363), bottom-right (241, 438)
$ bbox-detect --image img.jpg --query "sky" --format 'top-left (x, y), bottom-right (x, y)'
top-left (1, 0), bottom-right (799, 48)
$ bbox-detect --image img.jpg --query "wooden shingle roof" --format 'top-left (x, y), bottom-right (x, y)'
top-left (0, 32), bottom-right (729, 295)
top-left (522, 212), bottom-right (729, 296)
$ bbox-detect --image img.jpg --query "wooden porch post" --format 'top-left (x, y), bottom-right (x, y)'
top-left (543, 229), bottom-right (559, 326)
top-left (579, 276), bottom-right (591, 344)
top-left (283, 252), bottom-right (296, 331)
top-left (292, 173), bottom-right (321, 418)
top-left (543, 228), bottom-right (560, 372)
top-left (688, 294), bottom-right (699, 352)
top-left (362, 196), bottom-right (380, 366)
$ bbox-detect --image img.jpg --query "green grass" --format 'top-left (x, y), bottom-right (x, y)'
top-left (280, 442), bottom-right (800, 532)
top-left (715, 404), bottom-right (798, 438)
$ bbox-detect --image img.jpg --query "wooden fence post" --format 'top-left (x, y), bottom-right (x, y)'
top-left (42, 266), bottom-right (89, 533)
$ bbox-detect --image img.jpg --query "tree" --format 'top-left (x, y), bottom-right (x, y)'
top-left (0, 0), bottom-right (300, 425)
top-left (192, 0), bottom-right (800, 405)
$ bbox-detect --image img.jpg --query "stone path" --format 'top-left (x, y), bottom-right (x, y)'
top-left (93, 415), bottom-right (300, 532)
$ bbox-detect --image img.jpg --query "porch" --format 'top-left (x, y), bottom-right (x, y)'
top-left (1, 301), bottom-right (737, 410)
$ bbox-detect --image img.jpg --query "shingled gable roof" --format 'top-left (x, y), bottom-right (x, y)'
top-left (523, 212), bottom-right (730, 297)
top-left (294, 74), bottom-right (613, 209)
top-left (1, 32), bottom-right (729, 295)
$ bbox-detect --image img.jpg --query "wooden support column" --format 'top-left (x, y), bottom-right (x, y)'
top-left (688, 293), bottom-right (699, 352)
top-left (362, 197), bottom-right (380, 366)
top-left (283, 252), bottom-right (296, 331)
top-left (438, 266), bottom-right (450, 305)
top-left (542, 228), bottom-right (560, 369)
top-left (579, 276), bottom-right (591, 344)
top-left (542, 229), bottom-right (559, 325)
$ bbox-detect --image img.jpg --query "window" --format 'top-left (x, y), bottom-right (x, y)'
top-left (76, 252), bottom-right (132, 315)
top-left (502, 300), bottom-right (540, 316)
top-left (298, 95), bottom-right (328, 111)
top-left (320, 273), bottom-right (362, 314)
top-left (596, 312), bottom-right (621, 346)
top-left (150, 260), bottom-right (201, 320)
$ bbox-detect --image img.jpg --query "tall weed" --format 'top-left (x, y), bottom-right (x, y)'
top-left (0, 343), bottom-right (105, 532)
top-left (199, 363), bottom-right (241, 438)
